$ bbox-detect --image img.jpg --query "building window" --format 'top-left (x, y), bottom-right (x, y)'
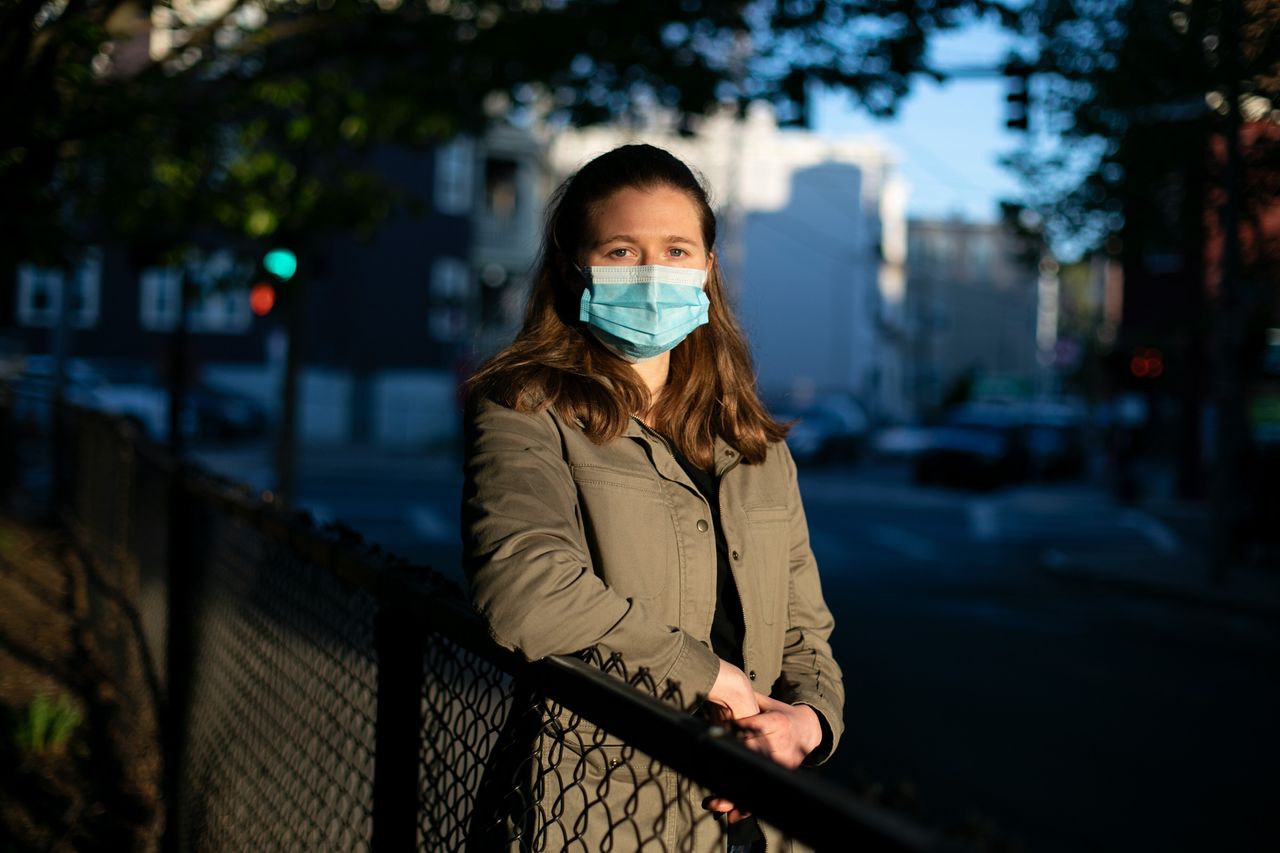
top-left (139, 268), bottom-right (181, 331)
top-left (484, 157), bottom-right (519, 222)
top-left (16, 248), bottom-right (102, 329)
top-left (429, 256), bottom-right (470, 342)
top-left (926, 230), bottom-right (955, 270)
top-left (435, 137), bottom-right (475, 215)
top-left (138, 250), bottom-right (251, 333)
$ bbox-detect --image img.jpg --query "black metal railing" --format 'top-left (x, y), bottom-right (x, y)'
top-left (4, 398), bottom-right (961, 852)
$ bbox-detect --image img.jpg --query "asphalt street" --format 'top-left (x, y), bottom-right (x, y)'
top-left (194, 445), bottom-right (1280, 852)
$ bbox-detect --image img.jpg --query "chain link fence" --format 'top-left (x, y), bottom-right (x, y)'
top-left (5, 400), bottom-right (957, 853)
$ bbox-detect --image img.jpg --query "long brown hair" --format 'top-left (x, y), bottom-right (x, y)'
top-left (466, 144), bottom-right (786, 469)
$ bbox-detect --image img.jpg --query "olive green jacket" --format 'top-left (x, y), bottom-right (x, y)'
top-left (462, 397), bottom-right (845, 850)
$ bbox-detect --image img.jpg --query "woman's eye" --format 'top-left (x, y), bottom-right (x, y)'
top-left (607, 248), bottom-right (629, 258)
top-left (669, 248), bottom-right (686, 257)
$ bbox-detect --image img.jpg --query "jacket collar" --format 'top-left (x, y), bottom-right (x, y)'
top-left (624, 417), bottom-right (742, 479)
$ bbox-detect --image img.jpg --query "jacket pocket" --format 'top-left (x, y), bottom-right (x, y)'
top-left (573, 468), bottom-right (676, 602)
top-left (552, 717), bottom-right (651, 787)
top-left (745, 506), bottom-right (790, 625)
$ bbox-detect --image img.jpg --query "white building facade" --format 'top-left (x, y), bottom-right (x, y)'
top-left (546, 107), bottom-right (909, 423)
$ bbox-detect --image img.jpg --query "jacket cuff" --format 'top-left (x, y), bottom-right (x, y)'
top-left (794, 701), bottom-right (839, 765)
top-left (793, 698), bottom-right (841, 765)
top-left (662, 632), bottom-right (721, 710)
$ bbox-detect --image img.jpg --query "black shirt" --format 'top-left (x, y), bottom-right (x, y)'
top-left (668, 448), bottom-right (747, 672)
top-left (669, 445), bottom-right (763, 850)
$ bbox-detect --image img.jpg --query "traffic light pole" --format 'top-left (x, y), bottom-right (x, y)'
top-left (273, 262), bottom-right (304, 507)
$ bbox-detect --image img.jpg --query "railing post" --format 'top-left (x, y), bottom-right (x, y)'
top-left (372, 599), bottom-right (424, 852)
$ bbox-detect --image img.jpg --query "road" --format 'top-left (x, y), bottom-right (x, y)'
top-left (194, 445), bottom-right (1280, 852)
top-left (798, 467), bottom-right (1279, 853)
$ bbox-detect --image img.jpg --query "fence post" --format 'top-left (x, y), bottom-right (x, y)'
top-left (372, 598), bottom-right (424, 852)
top-left (161, 461), bottom-right (192, 853)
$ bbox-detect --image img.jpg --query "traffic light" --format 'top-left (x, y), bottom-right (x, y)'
top-left (1004, 62), bottom-right (1031, 132)
top-left (1129, 347), bottom-right (1163, 379)
top-left (250, 247), bottom-right (297, 317)
top-left (250, 282), bottom-right (276, 316)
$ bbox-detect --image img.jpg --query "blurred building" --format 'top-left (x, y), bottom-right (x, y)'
top-left (905, 218), bottom-right (1041, 415)
top-left (546, 106), bottom-right (910, 422)
top-left (8, 124), bottom-right (542, 448)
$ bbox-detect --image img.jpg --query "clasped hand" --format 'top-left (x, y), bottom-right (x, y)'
top-left (702, 660), bottom-right (822, 823)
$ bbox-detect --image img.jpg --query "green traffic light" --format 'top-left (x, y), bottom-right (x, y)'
top-left (263, 248), bottom-right (298, 281)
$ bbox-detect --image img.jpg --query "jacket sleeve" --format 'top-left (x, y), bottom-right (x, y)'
top-left (772, 442), bottom-right (846, 764)
top-left (461, 398), bottom-right (721, 704)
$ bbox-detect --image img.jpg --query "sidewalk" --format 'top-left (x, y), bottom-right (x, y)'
top-left (1038, 465), bottom-right (1280, 621)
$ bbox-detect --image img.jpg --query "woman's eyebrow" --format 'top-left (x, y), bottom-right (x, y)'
top-left (594, 234), bottom-right (699, 246)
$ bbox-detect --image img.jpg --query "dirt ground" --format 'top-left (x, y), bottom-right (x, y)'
top-left (0, 514), bottom-right (163, 852)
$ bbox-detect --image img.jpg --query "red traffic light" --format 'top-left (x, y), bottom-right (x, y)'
top-left (250, 283), bottom-right (277, 317)
top-left (1129, 347), bottom-right (1163, 378)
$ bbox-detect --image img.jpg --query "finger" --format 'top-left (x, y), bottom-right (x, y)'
top-left (704, 797), bottom-right (735, 813)
top-left (734, 711), bottom-right (785, 738)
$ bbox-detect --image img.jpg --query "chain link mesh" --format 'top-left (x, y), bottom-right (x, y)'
top-left (21, 406), bottom-right (929, 853)
top-left (174, 507), bottom-right (380, 852)
top-left (416, 633), bottom-right (517, 849)
top-left (424, 644), bottom-right (747, 852)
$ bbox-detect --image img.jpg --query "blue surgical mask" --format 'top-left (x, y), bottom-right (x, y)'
top-left (577, 264), bottom-right (711, 362)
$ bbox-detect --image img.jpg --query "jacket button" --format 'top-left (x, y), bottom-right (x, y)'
top-left (731, 550), bottom-right (740, 561)
top-left (748, 670), bottom-right (756, 681)
top-left (696, 519), bottom-right (709, 532)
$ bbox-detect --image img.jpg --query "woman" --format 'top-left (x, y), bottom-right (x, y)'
top-left (462, 144), bottom-right (844, 852)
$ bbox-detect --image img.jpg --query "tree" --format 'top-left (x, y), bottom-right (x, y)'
top-left (1003, 0), bottom-right (1280, 573)
top-left (4, 0), bottom-right (1012, 501)
top-left (5, 0), bottom-right (1018, 264)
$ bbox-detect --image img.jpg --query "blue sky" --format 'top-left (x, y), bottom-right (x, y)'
top-left (812, 18), bottom-right (1028, 223)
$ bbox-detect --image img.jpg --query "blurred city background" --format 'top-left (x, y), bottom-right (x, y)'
top-left (1, 0), bottom-right (1278, 850)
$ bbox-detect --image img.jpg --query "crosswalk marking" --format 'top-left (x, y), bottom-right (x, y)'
top-left (867, 524), bottom-right (941, 561)
top-left (968, 500), bottom-right (1000, 541)
top-left (811, 491), bottom-right (1179, 568)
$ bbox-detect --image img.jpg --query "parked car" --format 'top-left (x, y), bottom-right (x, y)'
top-left (769, 392), bottom-right (870, 465)
top-left (869, 424), bottom-right (933, 461)
top-left (80, 358), bottom-right (267, 440)
top-left (913, 404), bottom-right (1031, 490)
top-left (7, 356), bottom-right (197, 441)
top-left (1020, 400), bottom-right (1088, 480)
top-left (187, 383), bottom-right (267, 439)
top-left (6, 363), bottom-right (103, 436)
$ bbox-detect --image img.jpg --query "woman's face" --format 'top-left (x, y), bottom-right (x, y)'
top-left (581, 185), bottom-right (712, 271)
